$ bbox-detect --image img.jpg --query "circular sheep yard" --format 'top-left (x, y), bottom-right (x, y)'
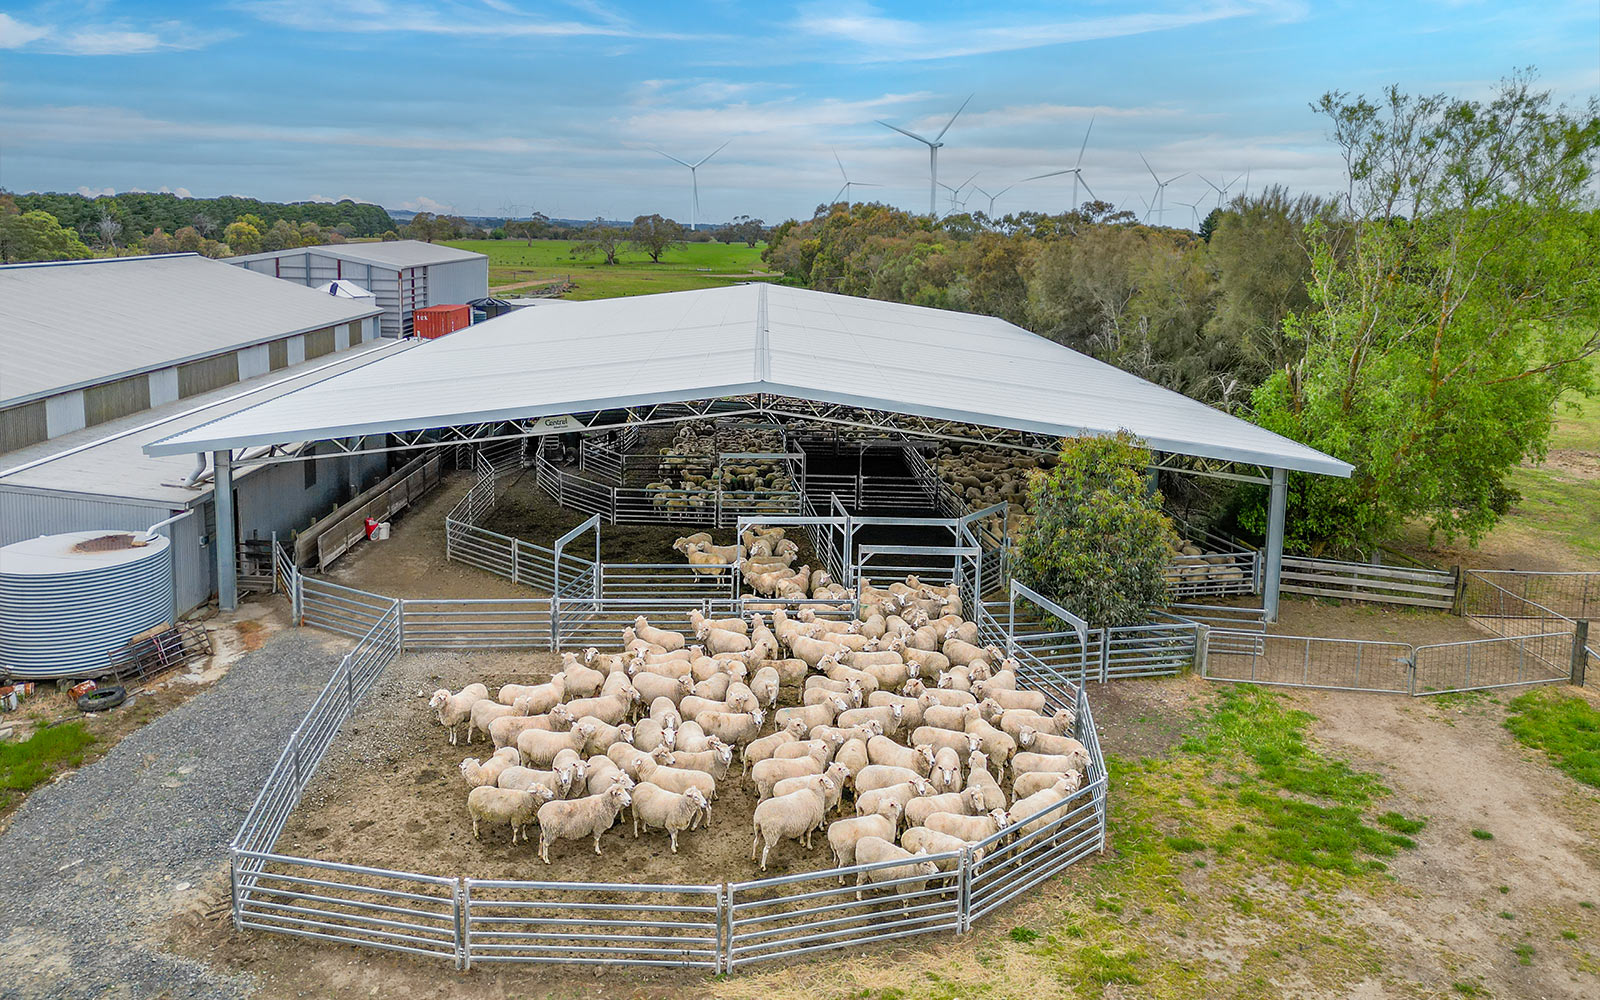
top-left (252, 585), bottom-right (1107, 971)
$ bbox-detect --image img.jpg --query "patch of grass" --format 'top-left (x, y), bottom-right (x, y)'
top-left (0, 722), bottom-right (96, 810)
top-left (1452, 980), bottom-right (1489, 997)
top-left (1074, 944), bottom-right (1143, 986)
top-left (1008, 927), bottom-right (1039, 943)
top-left (1377, 811), bottom-right (1427, 835)
top-left (1499, 886), bottom-right (1511, 894)
top-left (1513, 943), bottom-right (1535, 966)
top-left (1499, 911), bottom-right (1515, 920)
top-left (1504, 689), bottom-right (1600, 789)
top-left (1560, 929), bottom-right (1579, 940)
top-left (1163, 835), bottom-right (1206, 852)
top-left (442, 238), bottom-right (776, 301)
top-left (1471, 828), bottom-right (1495, 841)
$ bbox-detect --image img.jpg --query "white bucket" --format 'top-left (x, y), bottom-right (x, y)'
top-left (375, 522), bottom-right (391, 540)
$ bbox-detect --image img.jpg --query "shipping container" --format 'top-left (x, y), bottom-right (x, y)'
top-left (413, 304), bottom-right (471, 340)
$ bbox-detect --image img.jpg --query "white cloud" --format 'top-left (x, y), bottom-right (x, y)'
top-left (76, 185), bottom-right (116, 197)
top-left (400, 195), bottom-right (455, 214)
top-left (308, 194), bottom-right (376, 203)
top-left (240, 0), bottom-right (704, 40)
top-left (0, 12), bottom-right (49, 48)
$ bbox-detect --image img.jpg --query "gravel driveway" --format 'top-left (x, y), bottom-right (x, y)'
top-left (0, 629), bottom-right (346, 1000)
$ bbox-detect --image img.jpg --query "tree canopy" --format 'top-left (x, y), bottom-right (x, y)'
top-left (628, 214), bottom-right (687, 262)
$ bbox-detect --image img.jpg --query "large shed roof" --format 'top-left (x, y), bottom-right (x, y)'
top-left (0, 254), bottom-right (383, 408)
top-left (145, 284), bottom-right (1351, 476)
top-left (226, 239), bottom-right (484, 270)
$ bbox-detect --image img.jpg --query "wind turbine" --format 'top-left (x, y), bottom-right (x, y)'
top-left (1067, 116), bottom-right (1094, 209)
top-left (936, 171), bottom-right (979, 215)
top-left (831, 148), bottom-right (881, 205)
top-left (1173, 197), bottom-right (1204, 230)
top-left (1015, 166), bottom-right (1098, 207)
top-left (877, 94), bottom-right (973, 217)
top-left (972, 184), bottom-right (1015, 217)
top-left (1200, 172), bottom-right (1246, 210)
top-left (651, 140), bottom-right (730, 233)
top-left (1138, 153), bottom-right (1187, 224)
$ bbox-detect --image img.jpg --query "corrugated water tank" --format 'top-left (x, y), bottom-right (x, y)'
top-left (0, 531), bottom-right (174, 679)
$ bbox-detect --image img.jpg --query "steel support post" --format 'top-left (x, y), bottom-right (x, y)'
top-left (1263, 466), bottom-right (1287, 622)
top-left (214, 449), bottom-right (238, 611)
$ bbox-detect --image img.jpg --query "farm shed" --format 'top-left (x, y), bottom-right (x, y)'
top-left (0, 254), bottom-right (384, 452)
top-left (227, 240), bottom-right (489, 338)
top-left (142, 283), bottom-right (1351, 617)
top-left (0, 339), bottom-right (403, 621)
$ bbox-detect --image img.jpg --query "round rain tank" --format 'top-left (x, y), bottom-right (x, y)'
top-left (0, 531), bottom-right (174, 679)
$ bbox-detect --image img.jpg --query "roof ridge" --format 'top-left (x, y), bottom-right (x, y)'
top-left (754, 283), bottom-right (771, 382)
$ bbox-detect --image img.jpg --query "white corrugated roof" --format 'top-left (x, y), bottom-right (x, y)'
top-left (0, 254), bottom-right (383, 408)
top-left (144, 284), bottom-right (1351, 476)
top-left (227, 239), bottom-right (484, 269)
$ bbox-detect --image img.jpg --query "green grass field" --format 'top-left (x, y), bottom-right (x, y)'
top-left (1503, 379), bottom-right (1600, 564)
top-left (441, 238), bottom-right (778, 301)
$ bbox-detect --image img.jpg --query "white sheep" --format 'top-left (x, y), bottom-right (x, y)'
top-left (964, 750), bottom-right (1007, 810)
top-left (674, 719), bottom-right (712, 753)
top-left (630, 783), bottom-right (710, 852)
top-left (459, 746), bottom-right (520, 788)
top-left (496, 673), bottom-right (565, 711)
top-left (981, 687), bottom-right (1048, 713)
top-left (429, 684), bottom-right (488, 745)
top-left (904, 785), bottom-right (986, 828)
top-left (1010, 777), bottom-right (1083, 837)
top-left (749, 665), bottom-right (781, 709)
top-left (694, 709), bottom-right (765, 748)
top-left (517, 723), bottom-right (596, 768)
top-left (467, 784), bottom-right (554, 844)
top-left (826, 800), bottom-right (903, 877)
top-left (1012, 768), bottom-right (1085, 800)
top-left (489, 704), bottom-right (576, 750)
top-left (901, 826), bottom-right (984, 870)
top-left (854, 777), bottom-right (935, 818)
top-left (633, 757), bottom-right (717, 801)
top-left (742, 722), bottom-right (806, 774)
top-left (1017, 728), bottom-right (1090, 766)
top-left (751, 782), bottom-right (832, 870)
top-left (1012, 750), bottom-right (1086, 778)
top-left (498, 764), bottom-right (572, 798)
top-left (699, 625), bottom-right (752, 655)
top-left (865, 690), bottom-right (925, 730)
top-left (865, 735), bottom-right (933, 776)
top-left (536, 783), bottom-right (632, 863)
top-left (632, 671), bottom-right (691, 707)
top-left (632, 616), bottom-right (687, 652)
top-left (924, 808), bottom-right (1011, 843)
top-left (852, 836), bottom-right (940, 904)
top-left (668, 739), bottom-right (736, 782)
top-left (562, 692), bottom-right (632, 727)
top-left (854, 763), bottom-right (927, 795)
top-left (752, 751), bottom-right (827, 800)
top-left (772, 764), bottom-right (851, 818)
top-left (910, 726), bottom-right (983, 758)
top-left (930, 746), bottom-right (964, 794)
top-left (997, 708), bottom-right (1077, 741)
top-left (688, 609), bottom-right (748, 635)
top-left (919, 699), bottom-right (971, 732)
top-left (466, 695), bottom-right (532, 745)
top-left (837, 704), bottom-right (904, 737)
top-left (773, 698), bottom-right (844, 733)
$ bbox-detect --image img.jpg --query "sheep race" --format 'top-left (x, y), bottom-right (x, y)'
top-left (276, 523), bottom-right (1089, 905)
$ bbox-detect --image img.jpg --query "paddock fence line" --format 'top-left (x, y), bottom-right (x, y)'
top-left (975, 581), bottom-right (1199, 684)
top-left (1461, 569), bottom-right (1600, 623)
top-left (234, 575), bottom-right (1113, 971)
top-left (1279, 555), bottom-right (1458, 610)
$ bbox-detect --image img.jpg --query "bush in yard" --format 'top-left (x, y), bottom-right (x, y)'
top-left (1016, 431), bottom-right (1176, 627)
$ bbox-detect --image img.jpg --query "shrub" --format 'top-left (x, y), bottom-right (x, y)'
top-left (1015, 431), bottom-right (1176, 627)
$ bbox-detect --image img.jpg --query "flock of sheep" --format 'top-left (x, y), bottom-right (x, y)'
top-left (670, 525), bottom-right (853, 602)
top-left (643, 424), bottom-right (796, 497)
top-left (431, 528), bottom-right (1090, 898)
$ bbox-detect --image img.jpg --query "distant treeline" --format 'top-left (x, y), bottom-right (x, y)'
top-left (8, 192), bottom-right (396, 242)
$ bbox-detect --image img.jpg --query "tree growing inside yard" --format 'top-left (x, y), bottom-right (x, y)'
top-left (628, 214), bottom-right (686, 262)
top-left (1247, 73), bottom-right (1600, 554)
top-left (1015, 432), bottom-right (1176, 627)
top-left (574, 219), bottom-right (627, 265)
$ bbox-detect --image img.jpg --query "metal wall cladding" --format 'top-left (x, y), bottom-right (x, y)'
top-left (0, 533), bottom-right (175, 679)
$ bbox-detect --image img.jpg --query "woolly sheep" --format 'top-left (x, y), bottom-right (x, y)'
top-left (467, 784), bottom-right (554, 844)
top-left (699, 625), bottom-right (752, 655)
top-left (563, 692), bottom-right (632, 727)
top-left (1010, 777), bottom-right (1082, 837)
top-left (911, 726), bottom-right (983, 757)
top-left (831, 737), bottom-right (870, 780)
top-left (688, 609), bottom-right (748, 635)
top-left (668, 739), bottom-right (736, 782)
top-left (630, 783), bottom-right (710, 852)
top-left (499, 763), bottom-right (572, 798)
top-left (467, 695), bottom-right (533, 744)
top-left (633, 758), bottom-right (717, 800)
top-left (673, 719), bottom-right (711, 753)
top-left (1012, 768), bottom-right (1085, 799)
top-left (854, 763), bottom-right (927, 795)
top-left (773, 698), bottom-right (844, 732)
top-left (749, 666), bottom-right (781, 709)
top-left (900, 826), bottom-right (984, 870)
top-left (852, 836), bottom-right (940, 904)
top-left (963, 710), bottom-right (1017, 775)
top-left (827, 800), bottom-right (903, 877)
top-left (1012, 750), bottom-right (1086, 778)
top-left (924, 808), bottom-right (1011, 843)
top-left (632, 617), bottom-right (687, 652)
top-left (964, 750), bottom-right (1007, 810)
top-left (489, 704), bottom-right (575, 749)
top-left (865, 734), bottom-right (933, 776)
top-left (920, 700), bottom-right (972, 731)
top-left (518, 723), bottom-right (596, 768)
top-left (752, 749), bottom-right (828, 798)
top-left (772, 763), bottom-right (851, 817)
top-left (854, 776), bottom-right (935, 818)
top-left (930, 746), bottom-right (964, 794)
top-left (837, 704), bottom-right (904, 737)
top-left (608, 741), bottom-right (672, 780)
top-left (981, 687), bottom-right (1048, 713)
top-left (459, 746), bottom-right (520, 788)
top-left (1016, 729), bottom-right (1090, 766)
top-left (903, 785), bottom-right (986, 829)
top-left (495, 673), bottom-right (565, 711)
top-left (536, 783), bottom-right (632, 863)
top-left (997, 708), bottom-right (1076, 741)
top-left (560, 660), bottom-right (607, 699)
top-left (630, 717), bottom-right (675, 753)
top-left (751, 783), bottom-right (832, 870)
top-left (917, 685), bottom-right (976, 708)
top-left (695, 708), bottom-right (765, 748)
top-left (690, 672), bottom-right (733, 701)
top-left (865, 690), bottom-right (925, 730)
top-left (632, 670), bottom-right (691, 706)
top-left (577, 717), bottom-right (631, 756)
top-left (809, 721), bottom-right (883, 746)
top-left (429, 685), bottom-right (487, 745)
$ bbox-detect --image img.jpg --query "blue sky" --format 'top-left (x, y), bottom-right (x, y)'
top-left (1, 1), bottom-right (1596, 224)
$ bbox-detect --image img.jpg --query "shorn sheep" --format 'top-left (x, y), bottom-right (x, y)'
top-left (537, 783), bottom-right (632, 863)
top-left (430, 684), bottom-right (487, 745)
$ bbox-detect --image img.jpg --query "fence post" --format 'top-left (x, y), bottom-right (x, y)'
top-left (1451, 565), bottom-right (1467, 615)
top-left (229, 849), bottom-right (243, 930)
top-left (719, 883), bottom-right (734, 973)
top-left (1572, 620), bottom-right (1590, 687)
top-left (293, 572), bottom-right (304, 625)
top-left (957, 847), bottom-right (972, 932)
top-left (1098, 629), bottom-right (1110, 684)
top-left (455, 878), bottom-right (469, 970)
top-left (1195, 624), bottom-right (1210, 678)
top-left (395, 600), bottom-right (407, 653)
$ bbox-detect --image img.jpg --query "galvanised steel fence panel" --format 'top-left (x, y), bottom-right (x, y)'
top-left (1101, 620), bottom-right (1198, 680)
top-left (967, 780), bottom-right (1106, 922)
top-left (1168, 603), bottom-right (1268, 654)
top-left (1202, 632), bottom-right (1415, 693)
top-left (1167, 551), bottom-right (1259, 600)
top-left (1412, 631), bottom-right (1575, 695)
top-left (725, 850), bottom-right (964, 968)
top-left (552, 598), bottom-right (741, 650)
top-left (1464, 569), bottom-right (1600, 622)
top-left (463, 880), bottom-right (722, 968)
top-left (299, 577), bottom-right (399, 638)
top-left (600, 563), bottom-right (737, 602)
top-left (399, 599), bottom-right (554, 649)
top-left (444, 519), bottom-right (516, 579)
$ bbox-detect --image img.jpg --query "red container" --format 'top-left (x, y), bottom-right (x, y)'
top-left (413, 304), bottom-right (471, 340)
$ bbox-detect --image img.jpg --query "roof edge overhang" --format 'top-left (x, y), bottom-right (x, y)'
top-left (144, 378), bottom-right (1353, 478)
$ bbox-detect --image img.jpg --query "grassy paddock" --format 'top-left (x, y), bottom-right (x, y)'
top-left (1504, 688), bottom-right (1600, 789)
top-left (0, 721), bottom-right (95, 811)
top-left (442, 238), bottom-right (776, 300)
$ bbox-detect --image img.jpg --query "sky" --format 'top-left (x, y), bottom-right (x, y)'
top-left (1, 1), bottom-right (1596, 226)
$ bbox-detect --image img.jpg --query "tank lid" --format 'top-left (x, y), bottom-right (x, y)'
top-left (0, 530), bottom-right (171, 576)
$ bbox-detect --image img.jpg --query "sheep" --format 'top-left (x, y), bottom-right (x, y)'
top-left (941, 620), bottom-right (981, 646)
top-left (691, 672), bottom-right (734, 701)
top-left (855, 657), bottom-right (912, 691)
top-left (699, 625), bottom-right (752, 655)
top-left (495, 673), bottom-right (565, 711)
top-left (803, 677), bottom-right (863, 707)
top-left (865, 734), bottom-right (933, 776)
top-left (918, 686), bottom-right (976, 708)
top-left (517, 723), bottom-right (596, 768)
top-left (854, 777), bottom-right (935, 818)
top-left (963, 709), bottom-right (1018, 776)
top-left (459, 746), bottom-right (521, 788)
top-left (900, 826), bottom-right (984, 870)
top-left (854, 763), bottom-right (927, 795)
top-left (920, 700), bottom-right (972, 731)
top-left (980, 687), bottom-right (1048, 713)
top-left (898, 646), bottom-right (951, 676)
top-left (837, 704), bottom-right (904, 738)
top-left (677, 694), bottom-right (732, 720)
top-left (751, 783), bottom-right (832, 870)
top-left (429, 685), bottom-right (488, 745)
top-left (749, 666), bottom-right (781, 709)
top-left (630, 783), bottom-right (710, 852)
top-left (743, 720), bottom-right (808, 774)
top-left (669, 740), bottom-right (736, 783)
top-left (536, 783), bottom-right (632, 863)
top-left (911, 726), bottom-right (983, 758)
top-left (467, 695), bottom-right (532, 744)
top-left (1016, 729), bottom-right (1090, 766)
top-left (964, 750), bottom-right (1007, 810)
top-left (1013, 768), bottom-right (1085, 800)
top-left (937, 667), bottom-right (973, 692)
top-left (841, 645), bottom-right (904, 669)
top-left (630, 717), bottom-right (675, 753)
top-left (632, 617), bottom-right (687, 652)
top-left (674, 720), bottom-right (711, 753)
top-left (924, 808), bottom-right (1011, 844)
top-left (468, 783), bottom-right (555, 844)
top-left (724, 681), bottom-right (760, 715)
top-left (1012, 751), bottom-right (1087, 778)
top-left (819, 656), bottom-right (882, 694)
top-left (904, 786), bottom-right (986, 829)
top-left (489, 704), bottom-right (575, 749)
top-left (773, 697), bottom-right (844, 733)
top-left (583, 755), bottom-right (630, 795)
top-left (1010, 777), bottom-right (1082, 837)
top-left (865, 690), bottom-right (925, 730)
top-left (499, 764), bottom-right (573, 799)
top-left (943, 638), bottom-right (1000, 668)
top-left (688, 609), bottom-right (748, 635)
top-left (632, 758), bottom-right (717, 800)
top-left (563, 692), bottom-right (632, 727)
top-left (930, 746), bottom-right (964, 794)
top-left (970, 671), bottom-right (1019, 696)
top-left (632, 670), bottom-right (691, 707)
top-left (827, 800), bottom-right (903, 877)
top-left (560, 657), bottom-right (607, 698)
top-left (832, 737), bottom-right (871, 781)
top-left (789, 632), bottom-right (845, 668)
top-left (755, 657), bottom-right (809, 688)
top-left (608, 741), bottom-right (672, 780)
top-left (773, 737), bottom-right (836, 763)
top-left (694, 709), bottom-right (766, 748)
top-left (633, 655), bottom-right (695, 681)
top-left (852, 836), bottom-right (940, 904)
top-left (997, 707), bottom-right (1076, 741)
top-left (574, 718), bottom-right (630, 756)
top-left (772, 763), bottom-right (851, 816)
top-left (809, 721), bottom-right (883, 747)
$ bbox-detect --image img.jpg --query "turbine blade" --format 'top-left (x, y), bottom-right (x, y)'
top-left (1200, 175), bottom-right (1223, 193)
top-left (692, 139), bottom-right (731, 168)
top-left (933, 93), bottom-right (974, 142)
top-left (1077, 176), bottom-right (1096, 201)
top-left (1019, 168), bottom-right (1075, 182)
top-left (1074, 115), bottom-right (1094, 168)
top-left (878, 120), bottom-right (934, 145)
top-left (1139, 153), bottom-right (1160, 184)
top-left (995, 184), bottom-right (1015, 198)
top-left (834, 183), bottom-right (848, 204)
top-left (1164, 172), bottom-right (1189, 185)
top-left (652, 149), bottom-right (693, 168)
top-left (853, 182), bottom-right (883, 187)
top-left (833, 147), bottom-right (848, 182)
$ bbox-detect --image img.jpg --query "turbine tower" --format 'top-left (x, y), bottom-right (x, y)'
top-left (1068, 116), bottom-right (1094, 209)
top-left (1138, 153), bottom-right (1187, 224)
top-left (831, 148), bottom-right (881, 205)
top-left (651, 140), bottom-right (730, 233)
top-left (877, 94), bottom-right (973, 217)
